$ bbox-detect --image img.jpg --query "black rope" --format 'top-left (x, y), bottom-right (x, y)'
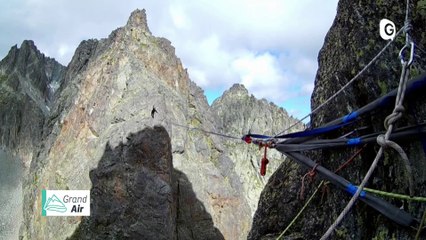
top-left (169, 122), bottom-right (241, 140)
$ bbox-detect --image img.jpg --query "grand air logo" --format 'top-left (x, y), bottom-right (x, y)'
top-left (42, 190), bottom-right (90, 216)
top-left (43, 194), bottom-right (67, 213)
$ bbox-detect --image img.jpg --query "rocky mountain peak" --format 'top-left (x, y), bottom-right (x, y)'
top-left (20, 39), bottom-right (36, 51)
top-left (212, 84), bottom-right (295, 136)
top-left (7, 40), bottom-right (37, 58)
top-left (1, 40), bottom-right (41, 72)
top-left (0, 39), bottom-right (65, 105)
top-left (227, 83), bottom-right (249, 97)
top-left (0, 39), bottom-right (65, 168)
top-left (125, 9), bottom-right (151, 35)
top-left (93, 8), bottom-right (189, 94)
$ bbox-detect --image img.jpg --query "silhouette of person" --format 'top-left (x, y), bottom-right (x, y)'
top-left (151, 106), bottom-right (158, 118)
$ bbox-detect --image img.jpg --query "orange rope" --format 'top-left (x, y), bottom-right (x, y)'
top-left (300, 164), bottom-right (319, 200)
top-left (321, 145), bottom-right (368, 200)
top-left (260, 144), bottom-right (270, 176)
top-left (334, 145), bottom-right (367, 173)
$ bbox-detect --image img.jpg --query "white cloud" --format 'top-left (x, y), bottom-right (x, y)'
top-left (169, 4), bottom-right (191, 30)
top-left (301, 82), bottom-right (315, 96)
top-left (58, 44), bottom-right (71, 58)
top-left (177, 34), bottom-right (239, 89)
top-left (188, 68), bottom-right (208, 87)
top-left (231, 52), bottom-right (291, 102)
top-left (294, 57), bottom-right (318, 78)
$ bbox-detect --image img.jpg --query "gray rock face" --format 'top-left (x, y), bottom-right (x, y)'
top-left (249, 1), bottom-right (426, 239)
top-left (0, 40), bottom-right (64, 101)
top-left (211, 84), bottom-right (303, 213)
top-left (69, 126), bottom-right (175, 240)
top-left (68, 126), bottom-right (223, 240)
top-left (174, 169), bottom-right (225, 240)
top-left (212, 83), bottom-right (299, 136)
top-left (0, 40), bottom-right (65, 166)
top-left (0, 9), bottom-right (302, 240)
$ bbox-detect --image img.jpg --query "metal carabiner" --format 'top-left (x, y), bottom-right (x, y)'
top-left (398, 40), bottom-right (415, 66)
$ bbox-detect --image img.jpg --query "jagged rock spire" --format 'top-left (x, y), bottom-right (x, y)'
top-left (126, 9), bottom-right (151, 35)
top-left (227, 83), bottom-right (249, 96)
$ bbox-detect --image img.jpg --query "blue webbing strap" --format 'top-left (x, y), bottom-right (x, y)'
top-left (274, 121), bottom-right (353, 139)
top-left (245, 74), bottom-right (426, 143)
top-left (346, 184), bottom-right (366, 198)
top-left (347, 137), bottom-right (362, 146)
top-left (246, 123), bottom-right (351, 140)
top-left (342, 111), bottom-right (359, 123)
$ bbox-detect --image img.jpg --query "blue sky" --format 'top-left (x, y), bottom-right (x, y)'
top-left (0, 0), bottom-right (339, 120)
